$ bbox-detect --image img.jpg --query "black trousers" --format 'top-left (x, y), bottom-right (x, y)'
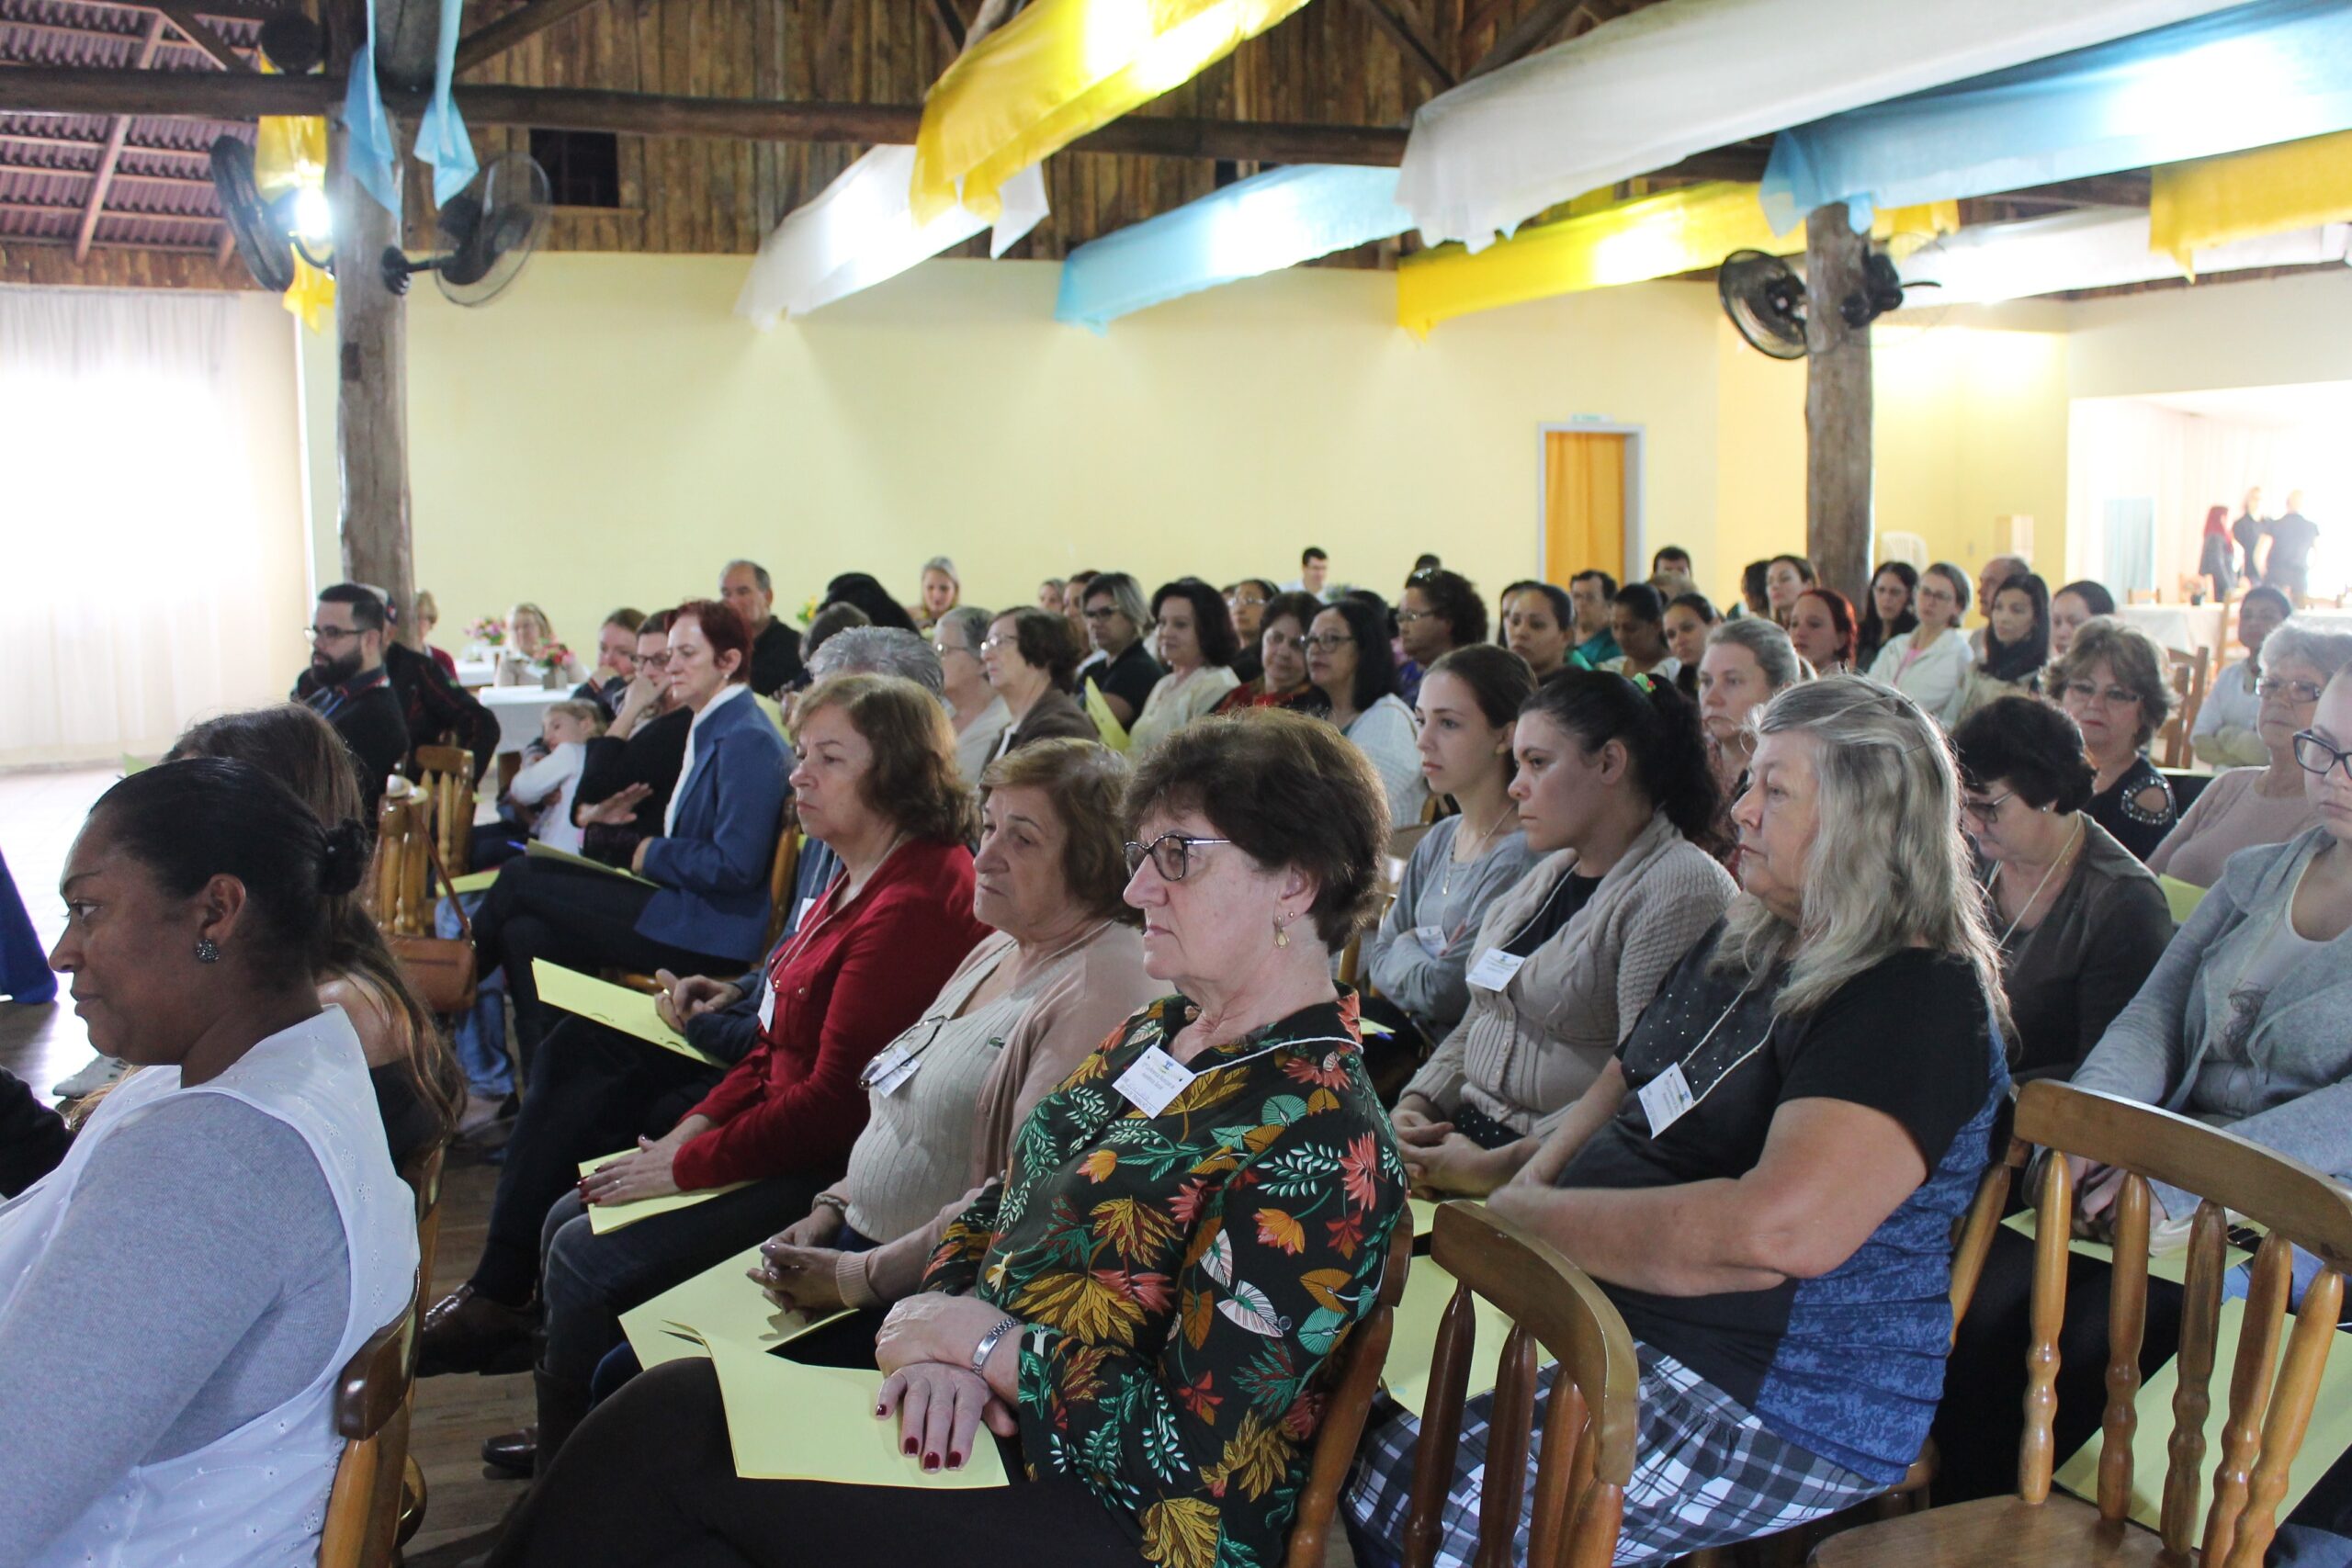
top-left (482, 1358), bottom-right (1147, 1568)
top-left (469, 1013), bottom-right (725, 1305)
top-left (472, 857), bottom-right (743, 1079)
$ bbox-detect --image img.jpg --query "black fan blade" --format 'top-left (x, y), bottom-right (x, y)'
top-left (207, 137), bottom-right (297, 295)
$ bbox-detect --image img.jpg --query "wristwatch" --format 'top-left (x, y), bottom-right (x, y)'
top-left (971, 1315), bottom-right (1023, 1378)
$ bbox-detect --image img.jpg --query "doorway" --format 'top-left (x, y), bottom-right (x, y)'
top-left (1542, 425), bottom-right (1641, 586)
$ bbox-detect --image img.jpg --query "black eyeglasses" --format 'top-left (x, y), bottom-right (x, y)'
top-left (306, 625), bottom-right (363, 642)
top-left (1124, 833), bottom-right (1233, 881)
top-left (2293, 731), bottom-right (2352, 783)
top-left (1266, 632), bottom-right (1308, 651)
top-left (1396, 610), bottom-right (1437, 626)
top-left (1082, 607), bottom-right (1120, 623)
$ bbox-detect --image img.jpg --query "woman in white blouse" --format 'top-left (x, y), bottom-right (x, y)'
top-left (1306, 597), bottom-right (1429, 827)
top-left (1868, 560), bottom-right (1975, 726)
top-left (1125, 579), bottom-right (1241, 754)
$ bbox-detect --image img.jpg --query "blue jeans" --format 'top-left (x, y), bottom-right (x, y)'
top-left (0, 848), bottom-right (55, 1004)
top-left (438, 892), bottom-right (513, 1100)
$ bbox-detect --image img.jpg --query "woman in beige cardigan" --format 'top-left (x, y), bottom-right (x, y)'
top-left (1394, 670), bottom-right (1736, 1195)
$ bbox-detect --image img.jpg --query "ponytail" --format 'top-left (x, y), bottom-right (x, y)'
top-left (1519, 668), bottom-right (1721, 845)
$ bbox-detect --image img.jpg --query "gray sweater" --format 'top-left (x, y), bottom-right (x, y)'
top-left (2073, 828), bottom-right (2352, 1218)
top-left (1363, 817), bottom-right (1541, 1043)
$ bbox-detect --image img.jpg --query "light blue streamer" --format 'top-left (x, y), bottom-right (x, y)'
top-left (341, 0), bottom-right (478, 219)
top-left (1761, 0), bottom-right (2352, 234)
top-left (1055, 164), bottom-right (1413, 333)
top-left (414, 0), bottom-right (478, 206)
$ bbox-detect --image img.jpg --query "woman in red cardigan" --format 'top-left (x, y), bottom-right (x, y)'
top-left (427, 671), bottom-right (989, 1470)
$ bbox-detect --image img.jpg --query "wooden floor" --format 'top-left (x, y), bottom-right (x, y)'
top-left (1, 767), bottom-right (531, 1566)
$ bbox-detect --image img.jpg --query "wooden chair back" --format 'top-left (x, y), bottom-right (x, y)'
top-left (2158, 647), bottom-right (2211, 769)
top-left (401, 1142), bottom-right (446, 1306)
top-left (412, 744), bottom-right (473, 882)
top-left (1286, 1220), bottom-right (1417, 1568)
top-left (1401, 1201), bottom-right (1639, 1568)
top-left (369, 797), bottom-right (433, 938)
top-left (761, 827), bottom-right (804, 953)
top-left (2128, 589), bottom-right (2161, 605)
top-left (2009, 1079), bottom-right (2352, 1567)
top-left (317, 1283), bottom-right (419, 1568)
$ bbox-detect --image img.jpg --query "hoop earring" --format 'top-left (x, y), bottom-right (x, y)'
top-left (195, 937), bottom-right (220, 964)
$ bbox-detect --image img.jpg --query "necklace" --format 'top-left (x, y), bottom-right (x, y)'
top-left (1442, 805), bottom-right (1515, 897)
top-left (1991, 817), bottom-right (2083, 948)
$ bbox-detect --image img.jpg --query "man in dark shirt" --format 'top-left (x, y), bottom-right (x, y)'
top-left (720, 559), bottom-right (802, 698)
top-left (293, 587), bottom-right (498, 781)
top-left (2233, 486), bottom-right (2267, 582)
top-left (298, 582), bottom-right (411, 814)
top-left (2262, 489), bottom-right (2321, 601)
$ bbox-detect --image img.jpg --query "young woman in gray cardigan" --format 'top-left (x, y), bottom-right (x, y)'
top-left (1394, 671), bottom-right (1735, 1196)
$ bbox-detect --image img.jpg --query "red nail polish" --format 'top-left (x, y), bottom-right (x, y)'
top-left (948, 1452), bottom-right (964, 1469)
top-left (922, 1455), bottom-right (940, 1472)
top-left (903, 1439), bottom-right (918, 1456)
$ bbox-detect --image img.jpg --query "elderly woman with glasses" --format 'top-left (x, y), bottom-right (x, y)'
top-left (978, 608), bottom-right (1097, 757)
top-left (485, 710), bottom-right (1408, 1568)
top-left (1351, 676), bottom-right (2011, 1566)
top-left (2053, 617), bottom-right (2177, 862)
top-left (933, 604), bottom-right (1011, 784)
top-left (1215, 590), bottom-right (1329, 718)
top-left (2153, 624), bottom-right (2352, 888)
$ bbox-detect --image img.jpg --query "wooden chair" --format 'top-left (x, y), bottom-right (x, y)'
top-left (412, 744), bottom-right (474, 883)
top-left (1812, 1080), bottom-right (2352, 1568)
top-left (317, 1283), bottom-right (420, 1568)
top-left (2157, 647), bottom-right (2211, 770)
top-left (1399, 1201), bottom-right (1640, 1568)
top-left (1286, 1220), bottom-right (1417, 1568)
top-left (760, 828), bottom-right (804, 953)
top-left (394, 1144), bottom-right (445, 1550)
top-left (368, 797), bottom-right (434, 938)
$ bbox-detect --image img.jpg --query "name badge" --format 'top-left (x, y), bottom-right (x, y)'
top-left (1413, 924), bottom-right (1448, 958)
top-left (1465, 948), bottom-right (1528, 990)
top-left (865, 1040), bottom-right (922, 1097)
top-left (1635, 1062), bottom-right (1696, 1136)
top-left (1114, 1046), bottom-right (1197, 1116)
top-left (757, 980), bottom-right (777, 1031)
top-left (792, 896), bottom-right (818, 933)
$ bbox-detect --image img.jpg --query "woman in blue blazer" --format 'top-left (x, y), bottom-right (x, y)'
top-left (475, 600), bottom-right (787, 1079)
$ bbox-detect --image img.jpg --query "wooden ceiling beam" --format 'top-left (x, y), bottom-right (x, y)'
top-left (153, 1), bottom-right (254, 71)
top-left (1462, 0), bottom-right (1578, 81)
top-left (15, 197), bottom-right (220, 222)
top-left (453, 0), bottom-right (611, 74)
top-left (927, 0), bottom-right (967, 51)
top-left (72, 11), bottom-right (166, 262)
top-left (1350, 0), bottom-right (1455, 93)
top-left (0, 130), bottom-right (213, 160)
top-left (0, 156), bottom-right (212, 186)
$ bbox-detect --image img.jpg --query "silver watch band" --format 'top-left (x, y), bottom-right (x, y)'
top-left (971, 1315), bottom-right (1022, 1377)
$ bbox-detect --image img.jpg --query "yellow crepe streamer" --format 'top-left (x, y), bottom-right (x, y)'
top-left (253, 62), bottom-right (334, 331)
top-left (910, 0), bottom-right (1313, 224)
top-left (2151, 130), bottom-right (2352, 274)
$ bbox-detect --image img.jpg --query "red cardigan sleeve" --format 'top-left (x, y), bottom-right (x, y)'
top-left (672, 849), bottom-right (987, 1190)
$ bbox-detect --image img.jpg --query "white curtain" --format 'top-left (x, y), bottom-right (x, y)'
top-left (0, 288), bottom-right (277, 763)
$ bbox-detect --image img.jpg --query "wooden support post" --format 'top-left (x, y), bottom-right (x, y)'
top-left (1804, 205), bottom-right (1873, 602)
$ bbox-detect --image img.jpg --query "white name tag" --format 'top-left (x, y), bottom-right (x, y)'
top-left (1114, 1046), bottom-right (1197, 1116)
top-left (865, 1040), bottom-right (922, 1097)
top-left (757, 980), bottom-right (777, 1031)
top-left (1413, 924), bottom-right (1448, 958)
top-left (792, 896), bottom-right (818, 933)
top-left (1635, 1063), bottom-right (1696, 1136)
top-left (1465, 948), bottom-right (1528, 990)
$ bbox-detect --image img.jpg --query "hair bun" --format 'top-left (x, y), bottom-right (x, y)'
top-left (317, 818), bottom-right (372, 897)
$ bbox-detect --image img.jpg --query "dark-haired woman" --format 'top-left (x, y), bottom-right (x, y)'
top-left (1222, 579), bottom-right (1279, 684)
top-left (1602, 582), bottom-right (1679, 682)
top-left (1971, 572), bottom-right (2051, 704)
top-left (1392, 671), bottom-right (1736, 1195)
top-left (1953, 698), bottom-right (2172, 1081)
top-left (1215, 590), bottom-right (1331, 717)
top-left (1789, 586), bottom-right (1859, 676)
top-left (171, 704), bottom-right (463, 1169)
top-left (1366, 647), bottom-right (1541, 1058)
top-left (2199, 503), bottom-right (2237, 603)
top-left (473, 600), bottom-right (789, 1077)
top-left (1397, 569), bottom-right (1487, 705)
top-left (979, 607), bottom-right (1096, 755)
top-left (1501, 581), bottom-right (1578, 681)
top-left (1664, 592), bottom-right (1717, 698)
top-left (0, 759), bottom-right (416, 1568)
top-left (1309, 597), bottom-right (1430, 826)
top-left (1127, 578), bottom-right (1241, 754)
top-left (1855, 561), bottom-right (1917, 671)
top-left (2050, 579), bottom-right (2116, 660)
top-left (820, 572), bottom-right (920, 635)
top-left (1765, 553), bottom-right (1815, 625)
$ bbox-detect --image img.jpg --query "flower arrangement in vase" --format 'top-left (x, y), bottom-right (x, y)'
top-left (465, 615), bottom-right (508, 654)
top-left (533, 641), bottom-right (575, 690)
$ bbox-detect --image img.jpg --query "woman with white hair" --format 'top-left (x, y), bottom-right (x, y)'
top-left (930, 605), bottom-right (1010, 784)
top-left (2150, 621), bottom-right (2352, 887)
top-left (1696, 616), bottom-right (1803, 800)
top-left (1349, 675), bottom-right (2010, 1565)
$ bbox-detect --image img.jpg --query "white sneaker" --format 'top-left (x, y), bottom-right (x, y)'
top-left (51, 1055), bottom-right (128, 1100)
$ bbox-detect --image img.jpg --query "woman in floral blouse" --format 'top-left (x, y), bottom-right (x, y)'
top-left (489, 709), bottom-right (1410, 1568)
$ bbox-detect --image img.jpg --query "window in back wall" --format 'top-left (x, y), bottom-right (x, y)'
top-left (529, 130), bottom-right (622, 209)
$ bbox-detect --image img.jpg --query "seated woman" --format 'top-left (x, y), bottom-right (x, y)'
top-left (2049, 579), bottom-right (2115, 660)
top-left (1349, 675), bottom-right (2011, 1565)
top-left (1968, 571), bottom-right (2051, 706)
top-left (1866, 560), bottom-right (1974, 726)
top-left (1501, 581), bottom-right (1578, 681)
top-left (1601, 582), bottom-right (1679, 682)
top-left (1787, 585), bottom-right (1859, 677)
top-left (1764, 552), bottom-right (1815, 625)
top-left (933, 605), bottom-right (1011, 785)
top-left (422, 673), bottom-right (991, 1468)
top-left (572, 612), bottom-right (691, 867)
top-left (1663, 592), bottom-right (1717, 698)
top-left (1952, 697), bottom-right (2172, 1082)
top-left (483, 710), bottom-right (1408, 1568)
top-left (979, 607), bottom-right (1096, 756)
top-left (1222, 578), bottom-right (1279, 685)
top-left (1854, 560), bottom-right (1917, 672)
top-left (1214, 590), bottom-right (1330, 716)
top-left (2191, 586), bottom-right (2292, 769)
top-left (1392, 670), bottom-right (1736, 1196)
top-left (503, 600), bottom-right (588, 686)
top-left (1933, 667), bottom-right (2352, 1506)
top-left (472, 599), bottom-right (788, 1077)
top-left (2152, 623), bottom-right (2352, 887)
top-left (1697, 616), bottom-right (1802, 803)
top-left (0, 758), bottom-right (417, 1567)
top-left (2054, 616), bottom-right (2177, 862)
top-left (168, 705), bottom-right (463, 1171)
top-left (1126, 577), bottom-right (1242, 753)
top-left (1308, 595), bottom-right (1430, 826)
top-left (1078, 571), bottom-right (1168, 732)
top-left (1364, 646), bottom-right (1540, 1057)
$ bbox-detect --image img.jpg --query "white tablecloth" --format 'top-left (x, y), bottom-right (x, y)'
top-left (453, 658), bottom-right (498, 688)
top-left (478, 686), bottom-right (563, 755)
top-left (2116, 603), bottom-right (2352, 656)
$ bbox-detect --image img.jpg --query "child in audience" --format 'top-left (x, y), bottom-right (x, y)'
top-left (511, 701), bottom-right (606, 855)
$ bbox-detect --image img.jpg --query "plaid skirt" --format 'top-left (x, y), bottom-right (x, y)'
top-left (1342, 1342), bottom-right (1882, 1567)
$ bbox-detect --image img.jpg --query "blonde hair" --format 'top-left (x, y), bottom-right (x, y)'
top-left (1715, 675), bottom-right (2008, 1040)
top-left (545, 700), bottom-right (606, 737)
top-left (508, 602), bottom-right (555, 644)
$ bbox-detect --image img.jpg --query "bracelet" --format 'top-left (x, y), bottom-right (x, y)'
top-left (970, 1315), bottom-right (1022, 1378)
top-left (809, 1193), bottom-right (849, 1216)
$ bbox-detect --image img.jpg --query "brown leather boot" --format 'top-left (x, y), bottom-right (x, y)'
top-left (480, 1426), bottom-right (537, 1476)
top-left (417, 1286), bottom-right (536, 1377)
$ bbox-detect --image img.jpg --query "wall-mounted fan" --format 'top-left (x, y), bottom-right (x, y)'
top-left (1717, 246), bottom-right (1912, 358)
top-left (381, 153), bottom-right (551, 306)
top-left (209, 135), bottom-right (328, 293)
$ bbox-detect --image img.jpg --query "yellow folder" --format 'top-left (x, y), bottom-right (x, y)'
top-left (702, 1331), bottom-right (1010, 1488)
top-left (577, 1149), bottom-right (752, 1235)
top-left (533, 959), bottom-right (723, 1068)
top-left (620, 1245), bottom-right (852, 1371)
top-left (526, 839), bottom-right (657, 886)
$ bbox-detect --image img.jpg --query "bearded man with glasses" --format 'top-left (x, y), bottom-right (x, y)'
top-left (296, 582), bottom-right (411, 815)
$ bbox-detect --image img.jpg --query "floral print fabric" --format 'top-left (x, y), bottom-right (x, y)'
top-left (925, 993), bottom-right (1407, 1568)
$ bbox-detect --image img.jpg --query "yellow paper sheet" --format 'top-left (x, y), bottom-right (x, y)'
top-left (577, 1150), bottom-right (752, 1235)
top-left (448, 868), bottom-right (499, 895)
top-left (2159, 874), bottom-right (2208, 926)
top-left (701, 1332), bottom-right (1010, 1488)
top-left (1384, 1257), bottom-right (1513, 1419)
top-left (620, 1246), bottom-right (853, 1370)
top-left (533, 959), bottom-right (723, 1067)
top-left (2001, 1210), bottom-right (2249, 1290)
top-left (1408, 1198), bottom-right (1441, 1238)
top-left (2151, 130), bottom-right (2352, 269)
top-left (2055, 1301), bottom-right (2352, 1530)
top-left (526, 839), bottom-right (657, 886)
